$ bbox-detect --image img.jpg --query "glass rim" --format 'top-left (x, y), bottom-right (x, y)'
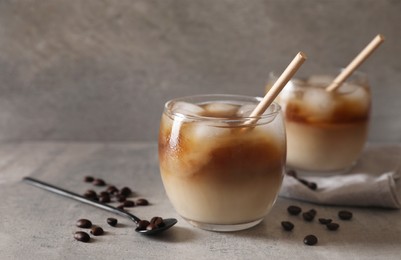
top-left (163, 94), bottom-right (281, 124)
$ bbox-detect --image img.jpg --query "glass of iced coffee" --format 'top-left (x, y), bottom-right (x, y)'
top-left (270, 71), bottom-right (371, 174)
top-left (158, 94), bottom-right (286, 231)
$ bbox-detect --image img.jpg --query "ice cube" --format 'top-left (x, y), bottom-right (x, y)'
top-left (237, 104), bottom-right (257, 117)
top-left (308, 75), bottom-right (334, 87)
top-left (343, 85), bottom-right (370, 114)
top-left (191, 122), bottom-right (230, 142)
top-left (302, 88), bottom-right (337, 120)
top-left (172, 102), bottom-right (205, 116)
top-left (203, 102), bottom-right (238, 117)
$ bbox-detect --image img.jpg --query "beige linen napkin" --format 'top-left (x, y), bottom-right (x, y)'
top-left (279, 144), bottom-right (401, 209)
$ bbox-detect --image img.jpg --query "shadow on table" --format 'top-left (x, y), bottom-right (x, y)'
top-left (146, 226), bottom-right (197, 243)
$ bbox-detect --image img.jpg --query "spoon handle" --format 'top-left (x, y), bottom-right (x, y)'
top-left (23, 177), bottom-right (142, 223)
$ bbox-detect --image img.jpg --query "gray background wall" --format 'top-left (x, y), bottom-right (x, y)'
top-left (0, 0), bottom-right (400, 142)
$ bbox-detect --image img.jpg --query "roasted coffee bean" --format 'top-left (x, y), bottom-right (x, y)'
top-left (327, 223), bottom-right (340, 231)
top-left (74, 231), bottom-right (90, 242)
top-left (281, 221), bottom-right (294, 231)
top-left (116, 194), bottom-right (127, 202)
top-left (107, 185), bottom-right (119, 194)
top-left (308, 209), bottom-right (317, 217)
top-left (84, 176), bottom-right (94, 183)
top-left (100, 191), bottom-right (109, 197)
top-left (303, 234), bottom-right (318, 246)
top-left (117, 204), bottom-right (125, 210)
top-left (83, 190), bottom-right (97, 199)
top-left (338, 210), bottom-right (353, 220)
top-left (107, 218), bottom-right (118, 227)
top-left (99, 195), bottom-right (111, 203)
top-left (287, 205), bottom-right (302, 215)
top-left (318, 218), bottom-right (332, 225)
top-left (150, 217), bottom-right (165, 227)
top-left (302, 212), bottom-right (315, 222)
top-left (76, 219), bottom-right (92, 228)
top-left (123, 200), bottom-right (135, 207)
top-left (146, 223), bottom-right (157, 231)
top-left (307, 182), bottom-right (318, 190)
top-left (120, 187), bottom-right (132, 197)
top-left (136, 220), bottom-right (150, 231)
top-left (93, 178), bottom-right (106, 186)
top-left (90, 226), bottom-right (104, 236)
top-left (135, 198), bottom-right (149, 206)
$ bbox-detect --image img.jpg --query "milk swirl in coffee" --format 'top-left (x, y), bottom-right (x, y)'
top-left (159, 95), bottom-right (286, 231)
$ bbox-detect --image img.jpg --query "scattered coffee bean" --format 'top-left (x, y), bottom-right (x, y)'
top-left (90, 226), bottom-right (104, 236)
top-left (93, 178), bottom-right (106, 186)
top-left (136, 220), bottom-right (150, 231)
top-left (307, 182), bottom-right (317, 190)
top-left (302, 212), bottom-right (315, 222)
top-left (338, 210), bottom-right (353, 220)
top-left (287, 205), bottom-right (302, 215)
top-left (135, 198), bottom-right (149, 206)
top-left (303, 234), bottom-right (318, 246)
top-left (117, 204), bottom-right (125, 210)
top-left (308, 209), bottom-right (317, 217)
top-left (281, 221), bottom-right (294, 231)
top-left (99, 191), bottom-right (109, 197)
top-left (74, 231), bottom-right (90, 242)
top-left (116, 194), bottom-right (127, 202)
top-left (83, 190), bottom-right (97, 199)
top-left (84, 176), bottom-right (94, 183)
top-left (107, 218), bottom-right (118, 227)
top-left (99, 195), bottom-right (111, 203)
top-left (318, 218), bottom-right (332, 225)
top-left (120, 187), bottom-right (132, 197)
top-left (326, 223), bottom-right (340, 231)
top-left (123, 200), bottom-right (135, 207)
top-left (107, 185), bottom-right (119, 195)
top-left (76, 219), bottom-right (92, 228)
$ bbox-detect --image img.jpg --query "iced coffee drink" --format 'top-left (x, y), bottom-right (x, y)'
top-left (273, 73), bottom-right (371, 173)
top-left (159, 95), bottom-right (286, 231)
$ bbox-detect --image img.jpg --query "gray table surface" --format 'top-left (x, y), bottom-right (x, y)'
top-left (1, 142), bottom-right (400, 260)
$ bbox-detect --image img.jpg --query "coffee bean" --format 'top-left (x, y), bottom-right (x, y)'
top-left (120, 187), bottom-right (132, 197)
top-left (74, 231), bottom-right (90, 242)
top-left (116, 194), bottom-right (126, 202)
top-left (90, 226), bottom-right (104, 236)
top-left (303, 234), bottom-right (318, 246)
top-left (107, 218), bottom-right (118, 227)
top-left (100, 191), bottom-right (109, 197)
top-left (93, 178), bottom-right (106, 186)
top-left (318, 218), bottom-right (332, 225)
top-left (338, 210), bottom-right (353, 220)
top-left (117, 204), bottom-right (125, 210)
top-left (123, 200), bottom-right (135, 207)
top-left (84, 176), bottom-right (94, 183)
top-left (99, 195), bottom-right (111, 203)
top-left (136, 220), bottom-right (150, 231)
top-left (281, 221), bottom-right (294, 231)
top-left (83, 190), bottom-right (97, 199)
top-left (307, 182), bottom-right (318, 190)
top-left (107, 185), bottom-right (119, 195)
top-left (327, 223), bottom-right (340, 231)
top-left (302, 212), bottom-right (315, 222)
top-left (308, 209), bottom-right (317, 217)
top-left (135, 198), bottom-right (149, 206)
top-left (287, 205), bottom-right (302, 215)
top-left (76, 219), bottom-right (92, 228)
top-left (146, 223), bottom-right (157, 231)
top-left (150, 217), bottom-right (165, 227)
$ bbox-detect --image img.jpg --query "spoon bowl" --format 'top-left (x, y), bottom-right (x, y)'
top-left (23, 177), bottom-right (177, 235)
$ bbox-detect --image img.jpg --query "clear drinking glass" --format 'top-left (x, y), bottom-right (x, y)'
top-left (269, 71), bottom-right (371, 175)
top-left (158, 94), bottom-right (286, 231)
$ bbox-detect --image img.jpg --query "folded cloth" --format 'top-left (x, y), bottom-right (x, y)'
top-left (279, 144), bottom-right (401, 209)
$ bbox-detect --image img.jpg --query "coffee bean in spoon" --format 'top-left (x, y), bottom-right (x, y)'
top-left (150, 217), bottom-right (165, 227)
top-left (136, 220), bottom-right (150, 231)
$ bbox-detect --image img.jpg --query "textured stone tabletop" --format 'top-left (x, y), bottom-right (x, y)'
top-left (1, 142), bottom-right (400, 259)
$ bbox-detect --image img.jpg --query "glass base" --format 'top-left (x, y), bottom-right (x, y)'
top-left (183, 217), bottom-right (263, 232)
top-left (287, 161), bottom-right (356, 177)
